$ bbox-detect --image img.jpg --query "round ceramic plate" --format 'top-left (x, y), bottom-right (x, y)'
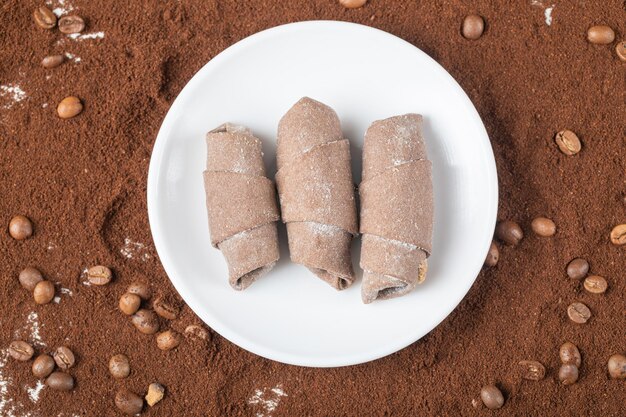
top-left (147, 21), bottom-right (497, 367)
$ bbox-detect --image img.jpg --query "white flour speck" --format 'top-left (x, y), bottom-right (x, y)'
top-left (120, 238), bottom-right (151, 261)
top-left (53, 296), bottom-right (61, 304)
top-left (14, 312), bottom-right (45, 348)
top-left (0, 85), bottom-right (26, 109)
top-left (64, 52), bottom-right (82, 63)
top-left (42, 103), bottom-right (49, 109)
top-left (68, 32), bottom-right (105, 41)
top-left (46, 0), bottom-right (74, 16)
top-left (248, 384), bottom-right (287, 417)
top-left (26, 381), bottom-right (45, 403)
top-left (544, 5), bottom-right (554, 25)
top-left (60, 287), bottom-right (72, 295)
top-left (80, 268), bottom-right (91, 286)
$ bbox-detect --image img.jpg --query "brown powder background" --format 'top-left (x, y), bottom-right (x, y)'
top-left (0, 0), bottom-right (624, 416)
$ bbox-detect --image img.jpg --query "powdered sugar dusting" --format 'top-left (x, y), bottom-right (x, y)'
top-left (248, 384), bottom-right (287, 417)
top-left (80, 267), bottom-right (91, 286)
top-left (544, 5), bottom-right (554, 25)
top-left (307, 222), bottom-right (341, 236)
top-left (0, 84), bottom-right (26, 109)
top-left (64, 52), bottom-right (82, 63)
top-left (46, 0), bottom-right (75, 17)
top-left (120, 238), bottom-right (151, 261)
top-left (13, 312), bottom-right (45, 348)
top-left (0, 350), bottom-right (34, 417)
top-left (26, 381), bottom-right (45, 403)
top-left (68, 32), bottom-right (105, 41)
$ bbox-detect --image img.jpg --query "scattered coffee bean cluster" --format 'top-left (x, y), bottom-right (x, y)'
top-left (8, 341), bottom-right (77, 392)
top-left (118, 282), bottom-right (182, 351)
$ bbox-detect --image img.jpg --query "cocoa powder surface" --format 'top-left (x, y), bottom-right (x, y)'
top-left (0, 1), bottom-right (624, 416)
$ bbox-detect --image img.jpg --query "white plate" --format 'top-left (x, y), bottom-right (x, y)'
top-left (147, 21), bottom-right (497, 367)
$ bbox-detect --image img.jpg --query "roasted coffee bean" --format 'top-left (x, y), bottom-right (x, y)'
top-left (115, 389), bottom-right (144, 415)
top-left (518, 360), bottom-right (546, 381)
top-left (145, 382), bottom-right (165, 406)
top-left (53, 346), bottom-right (75, 370)
top-left (33, 280), bottom-right (55, 304)
top-left (184, 325), bottom-right (209, 341)
top-left (109, 354), bottom-right (130, 379)
top-left (127, 282), bottom-right (151, 300)
top-left (616, 41), bottom-right (626, 62)
top-left (339, 0), bottom-right (367, 8)
top-left (484, 241), bottom-right (499, 267)
top-left (587, 25), bottom-right (615, 45)
top-left (560, 342), bottom-right (581, 366)
top-left (555, 130), bottom-right (581, 155)
top-left (41, 55), bottom-right (64, 68)
top-left (19, 267), bottom-right (44, 291)
top-left (558, 363), bottom-right (579, 385)
top-left (32, 354), bottom-right (55, 378)
top-left (153, 296), bottom-right (179, 320)
top-left (58, 15), bottom-right (85, 34)
top-left (119, 293), bottom-right (141, 315)
top-left (566, 258), bottom-right (589, 280)
top-left (610, 224), bottom-right (626, 245)
top-left (480, 385), bottom-right (504, 409)
top-left (495, 221), bottom-right (523, 246)
top-left (131, 309), bottom-right (159, 334)
top-left (156, 330), bottom-right (181, 351)
top-left (567, 302), bottom-right (591, 324)
top-left (531, 217), bottom-right (556, 237)
top-left (33, 6), bottom-right (57, 29)
top-left (57, 96), bottom-right (83, 119)
top-left (607, 354), bottom-right (626, 379)
top-left (583, 275), bottom-right (608, 294)
top-left (46, 371), bottom-right (74, 391)
top-left (87, 265), bottom-right (112, 285)
top-left (8, 340), bottom-right (34, 361)
top-left (9, 215), bottom-right (33, 240)
top-left (462, 14), bottom-right (484, 40)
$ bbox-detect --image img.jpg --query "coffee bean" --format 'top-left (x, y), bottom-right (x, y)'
top-left (480, 385), bottom-right (504, 409)
top-left (41, 55), bottom-right (64, 69)
top-left (153, 296), bottom-right (179, 320)
top-left (156, 330), bottom-right (181, 351)
top-left (184, 325), bottom-right (209, 341)
top-left (57, 96), bottom-right (83, 119)
top-left (616, 41), bottom-right (626, 62)
top-left (87, 265), bottom-right (112, 285)
top-left (109, 354), bottom-right (130, 379)
top-left (531, 217), bottom-right (556, 237)
top-left (145, 382), bottom-right (165, 406)
top-left (587, 25), bottom-right (615, 45)
top-left (518, 360), bottom-right (546, 381)
top-left (567, 302), bottom-right (591, 324)
top-left (115, 389), bottom-right (144, 415)
top-left (33, 280), bottom-right (55, 304)
top-left (33, 6), bottom-right (57, 29)
top-left (119, 293), bottom-right (141, 315)
top-left (339, 0), bottom-right (367, 9)
top-left (53, 346), bottom-right (75, 370)
top-left (559, 342), bottom-right (581, 366)
top-left (9, 215), bottom-right (33, 240)
top-left (558, 363), bottom-right (579, 385)
top-left (610, 224), bottom-right (626, 245)
top-left (19, 267), bottom-right (44, 291)
top-left (46, 371), bottom-right (74, 391)
top-left (555, 130), bottom-right (581, 155)
top-left (583, 275), bottom-right (608, 294)
top-left (484, 241), bottom-right (499, 267)
top-left (131, 309), bottom-right (159, 334)
top-left (462, 15), bottom-right (484, 40)
top-left (32, 354), bottom-right (55, 378)
top-left (8, 340), bottom-right (34, 361)
top-left (566, 258), bottom-right (589, 280)
top-left (127, 282), bottom-right (151, 300)
top-left (58, 15), bottom-right (85, 34)
top-left (495, 221), bottom-right (523, 246)
top-left (608, 354), bottom-right (626, 379)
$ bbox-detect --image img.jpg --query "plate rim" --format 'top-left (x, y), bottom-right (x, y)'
top-left (147, 20), bottom-right (498, 367)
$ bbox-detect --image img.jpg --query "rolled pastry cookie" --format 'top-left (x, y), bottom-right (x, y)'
top-left (359, 114), bottom-right (433, 303)
top-left (276, 97), bottom-right (358, 290)
top-left (203, 123), bottom-right (280, 290)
